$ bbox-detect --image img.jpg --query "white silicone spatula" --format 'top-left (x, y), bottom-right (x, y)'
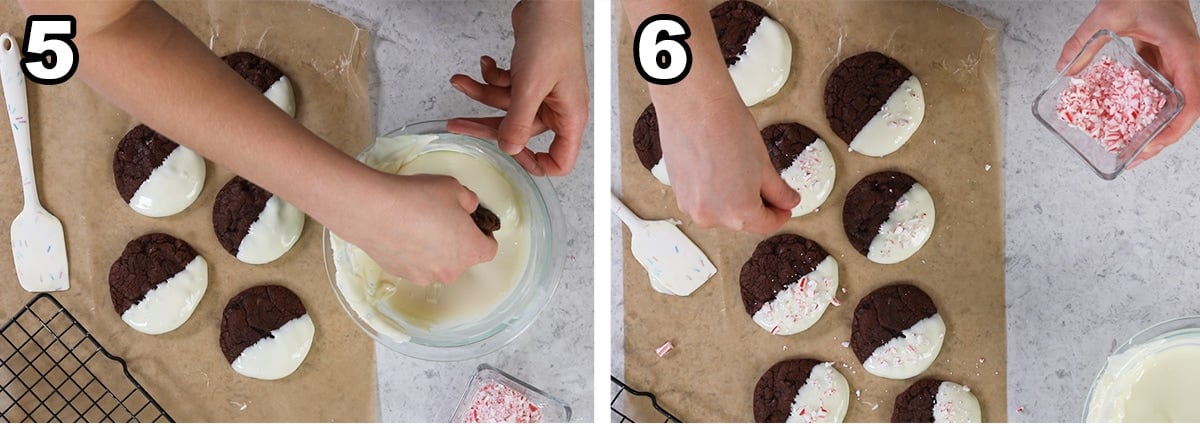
top-left (612, 192), bottom-right (715, 296)
top-left (0, 33), bottom-right (68, 292)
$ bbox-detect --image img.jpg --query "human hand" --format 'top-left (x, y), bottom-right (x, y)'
top-left (654, 95), bottom-right (799, 234)
top-left (1058, 0), bottom-right (1200, 168)
top-left (448, 0), bottom-right (589, 176)
top-left (329, 172), bottom-right (498, 286)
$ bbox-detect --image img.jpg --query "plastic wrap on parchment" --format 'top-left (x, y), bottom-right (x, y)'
top-left (616, 0), bottom-right (1005, 421)
top-left (0, 0), bottom-right (376, 421)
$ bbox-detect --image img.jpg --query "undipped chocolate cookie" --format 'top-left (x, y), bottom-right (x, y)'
top-left (824, 52), bottom-right (925, 157)
top-left (219, 285), bottom-right (314, 380)
top-left (842, 171), bottom-right (935, 264)
top-left (222, 51), bottom-right (296, 118)
top-left (212, 176), bottom-right (305, 264)
top-left (850, 284), bottom-right (945, 380)
top-left (632, 104), bottom-right (670, 185)
top-left (113, 125), bottom-right (206, 218)
top-left (754, 358), bottom-right (850, 422)
top-left (711, 0), bottom-right (792, 106)
top-left (893, 378), bottom-right (981, 423)
top-left (740, 234), bottom-right (839, 336)
top-left (761, 123), bottom-right (836, 217)
top-left (108, 233), bottom-right (208, 335)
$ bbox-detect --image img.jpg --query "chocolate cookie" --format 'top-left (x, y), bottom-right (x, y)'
top-left (842, 171), bottom-right (936, 264)
top-left (893, 379), bottom-right (982, 423)
top-left (632, 104), bottom-right (670, 185)
top-left (472, 205), bottom-right (501, 237)
top-left (711, 0), bottom-right (792, 106)
top-left (222, 52), bottom-right (296, 118)
top-left (761, 123), bottom-right (837, 217)
top-left (219, 285), bottom-right (315, 380)
top-left (739, 234), bottom-right (839, 335)
top-left (212, 176), bottom-right (305, 264)
top-left (754, 358), bottom-right (849, 422)
top-left (851, 284), bottom-right (946, 379)
top-left (108, 233), bottom-right (208, 335)
top-left (824, 52), bottom-right (924, 157)
top-left (711, 0), bottom-right (770, 66)
top-left (113, 125), bottom-right (206, 217)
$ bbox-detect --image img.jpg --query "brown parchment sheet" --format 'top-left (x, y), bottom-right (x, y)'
top-left (0, 1), bottom-right (376, 421)
top-left (618, 1), bottom-right (1005, 421)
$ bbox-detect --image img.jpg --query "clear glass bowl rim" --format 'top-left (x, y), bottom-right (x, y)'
top-left (1082, 315), bottom-right (1200, 421)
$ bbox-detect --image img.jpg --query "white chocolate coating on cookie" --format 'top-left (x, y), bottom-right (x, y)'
top-left (787, 362), bottom-right (850, 423)
top-left (235, 195), bottom-right (305, 264)
top-left (231, 314), bottom-right (314, 380)
top-left (121, 256), bottom-right (208, 335)
top-left (780, 139), bottom-right (835, 217)
top-left (650, 159), bottom-right (671, 185)
top-left (934, 381), bottom-right (981, 423)
top-left (850, 76), bottom-right (924, 157)
top-left (863, 313), bottom-right (945, 379)
top-left (128, 146), bottom-right (205, 218)
top-left (753, 256), bottom-right (838, 336)
top-left (729, 17), bottom-right (792, 107)
top-left (867, 183), bottom-right (935, 264)
top-left (264, 76), bottom-right (296, 118)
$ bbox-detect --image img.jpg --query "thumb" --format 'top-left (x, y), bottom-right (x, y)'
top-left (497, 82), bottom-right (548, 155)
top-left (760, 170), bottom-right (800, 211)
top-left (1057, 6), bottom-right (1117, 73)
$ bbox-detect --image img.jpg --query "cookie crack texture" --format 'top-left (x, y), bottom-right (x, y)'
top-left (892, 378), bottom-right (940, 422)
top-left (108, 233), bottom-right (198, 315)
top-left (739, 234), bottom-right (829, 314)
top-left (212, 176), bottom-right (274, 256)
top-left (112, 125), bottom-right (181, 203)
top-left (761, 122), bottom-right (821, 172)
top-left (754, 358), bottom-right (820, 422)
top-left (711, 0), bottom-right (771, 67)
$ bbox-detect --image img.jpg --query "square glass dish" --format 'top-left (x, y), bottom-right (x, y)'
top-left (450, 364), bottom-right (571, 423)
top-left (1032, 29), bottom-right (1185, 180)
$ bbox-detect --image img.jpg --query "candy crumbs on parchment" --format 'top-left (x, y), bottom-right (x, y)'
top-left (655, 341), bottom-right (674, 357)
top-left (464, 383), bottom-right (543, 423)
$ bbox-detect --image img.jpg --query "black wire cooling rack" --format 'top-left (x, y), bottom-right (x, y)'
top-left (610, 376), bottom-right (680, 423)
top-left (0, 293), bottom-right (173, 422)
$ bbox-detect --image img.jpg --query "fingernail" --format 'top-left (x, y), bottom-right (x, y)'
top-left (499, 141), bottom-right (521, 154)
top-left (451, 81), bottom-right (464, 91)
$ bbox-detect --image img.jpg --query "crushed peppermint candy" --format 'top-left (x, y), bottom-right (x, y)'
top-left (1056, 56), bottom-right (1167, 152)
top-left (656, 341), bottom-right (674, 357)
top-left (463, 382), bottom-right (543, 423)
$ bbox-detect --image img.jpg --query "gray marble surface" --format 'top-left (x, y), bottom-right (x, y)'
top-left (312, 1), bottom-right (594, 421)
top-left (613, 1), bottom-right (1200, 422)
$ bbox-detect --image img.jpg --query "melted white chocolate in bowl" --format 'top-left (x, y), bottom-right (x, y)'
top-left (330, 134), bottom-right (531, 343)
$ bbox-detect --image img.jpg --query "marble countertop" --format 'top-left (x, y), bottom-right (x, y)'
top-left (612, 0), bottom-right (1200, 422)
top-left (313, 0), bottom-right (595, 421)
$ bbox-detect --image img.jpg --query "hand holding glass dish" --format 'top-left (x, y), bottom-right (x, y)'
top-left (324, 121), bottom-right (565, 361)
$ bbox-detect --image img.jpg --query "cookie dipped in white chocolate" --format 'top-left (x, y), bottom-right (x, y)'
top-left (121, 255), bottom-right (208, 335)
top-left (934, 381), bottom-right (982, 423)
top-left (863, 313), bottom-right (946, 379)
top-left (128, 146), bottom-right (206, 218)
top-left (230, 314), bottom-right (314, 380)
top-left (729, 16), bottom-right (792, 107)
top-left (752, 256), bottom-right (838, 336)
top-left (867, 183), bottom-right (935, 264)
top-left (235, 195), bottom-right (305, 265)
top-left (850, 76), bottom-right (925, 157)
top-left (780, 139), bottom-right (835, 217)
top-left (788, 362), bottom-right (850, 423)
top-left (264, 76), bottom-right (296, 118)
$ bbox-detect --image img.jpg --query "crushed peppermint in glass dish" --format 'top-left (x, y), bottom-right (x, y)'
top-left (1056, 56), bottom-right (1166, 152)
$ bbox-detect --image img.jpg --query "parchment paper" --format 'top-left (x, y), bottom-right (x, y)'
top-left (0, 1), bottom-right (376, 421)
top-left (618, 1), bottom-right (1005, 421)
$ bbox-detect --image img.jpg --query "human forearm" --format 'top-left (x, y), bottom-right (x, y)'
top-left (20, 0), bottom-right (374, 226)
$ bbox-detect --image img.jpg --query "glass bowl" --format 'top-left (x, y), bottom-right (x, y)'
top-left (450, 364), bottom-right (571, 422)
top-left (1032, 29), bottom-right (1185, 180)
top-left (1083, 316), bottom-right (1200, 421)
top-left (323, 120), bottom-right (566, 361)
